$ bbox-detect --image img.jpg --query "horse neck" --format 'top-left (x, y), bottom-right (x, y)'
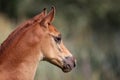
top-left (0, 24), bottom-right (43, 80)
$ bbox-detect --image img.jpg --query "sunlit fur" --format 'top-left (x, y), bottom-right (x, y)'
top-left (0, 7), bottom-right (76, 80)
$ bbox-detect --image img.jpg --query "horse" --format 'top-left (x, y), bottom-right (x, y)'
top-left (0, 7), bottom-right (76, 80)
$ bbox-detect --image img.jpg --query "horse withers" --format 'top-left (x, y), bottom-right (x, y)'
top-left (0, 7), bottom-right (76, 80)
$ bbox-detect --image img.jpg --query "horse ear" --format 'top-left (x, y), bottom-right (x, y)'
top-left (33, 8), bottom-right (47, 22)
top-left (40, 6), bottom-right (55, 27)
top-left (42, 8), bottom-right (47, 16)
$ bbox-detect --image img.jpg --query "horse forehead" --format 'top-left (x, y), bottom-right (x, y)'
top-left (48, 24), bottom-right (60, 34)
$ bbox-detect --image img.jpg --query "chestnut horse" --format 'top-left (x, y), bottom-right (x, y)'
top-left (0, 7), bottom-right (76, 80)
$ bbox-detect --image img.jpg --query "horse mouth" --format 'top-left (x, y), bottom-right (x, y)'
top-left (46, 57), bottom-right (76, 73)
top-left (61, 57), bottom-right (76, 73)
top-left (62, 64), bottom-right (72, 73)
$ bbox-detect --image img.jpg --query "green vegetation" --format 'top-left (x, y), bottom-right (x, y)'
top-left (0, 0), bottom-right (120, 80)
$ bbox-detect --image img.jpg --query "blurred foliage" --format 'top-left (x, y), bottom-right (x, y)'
top-left (0, 0), bottom-right (120, 80)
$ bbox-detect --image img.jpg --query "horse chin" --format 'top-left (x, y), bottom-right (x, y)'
top-left (62, 68), bottom-right (72, 73)
top-left (45, 58), bottom-right (74, 73)
top-left (49, 61), bottom-right (72, 73)
top-left (53, 64), bottom-right (72, 73)
top-left (61, 64), bottom-right (72, 73)
top-left (55, 62), bottom-right (73, 73)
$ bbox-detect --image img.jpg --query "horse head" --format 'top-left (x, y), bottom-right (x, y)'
top-left (38, 7), bottom-right (76, 72)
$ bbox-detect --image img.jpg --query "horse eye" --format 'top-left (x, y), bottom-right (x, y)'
top-left (54, 36), bottom-right (61, 44)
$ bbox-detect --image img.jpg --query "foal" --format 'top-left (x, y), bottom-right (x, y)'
top-left (0, 7), bottom-right (76, 80)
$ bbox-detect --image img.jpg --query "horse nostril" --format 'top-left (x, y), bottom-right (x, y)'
top-left (73, 61), bottom-right (76, 67)
top-left (65, 56), bottom-right (70, 59)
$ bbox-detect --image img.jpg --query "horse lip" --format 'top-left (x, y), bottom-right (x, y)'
top-left (62, 64), bottom-right (72, 73)
top-left (49, 60), bottom-right (72, 73)
top-left (61, 57), bottom-right (76, 73)
top-left (46, 58), bottom-right (75, 73)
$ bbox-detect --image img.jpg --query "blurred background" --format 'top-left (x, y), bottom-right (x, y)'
top-left (0, 0), bottom-right (120, 80)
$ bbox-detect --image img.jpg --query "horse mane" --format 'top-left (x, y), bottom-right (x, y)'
top-left (0, 12), bottom-right (45, 54)
top-left (0, 20), bottom-right (31, 53)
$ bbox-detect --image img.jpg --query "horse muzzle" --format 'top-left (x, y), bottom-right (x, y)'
top-left (62, 56), bottom-right (76, 73)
